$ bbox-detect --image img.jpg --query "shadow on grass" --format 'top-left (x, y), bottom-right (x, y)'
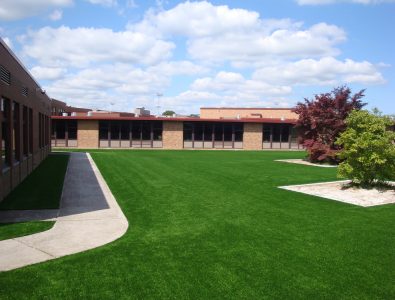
top-left (0, 154), bottom-right (69, 210)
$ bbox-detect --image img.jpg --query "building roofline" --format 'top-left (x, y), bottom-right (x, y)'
top-left (0, 37), bottom-right (43, 90)
top-left (200, 107), bottom-right (294, 110)
top-left (51, 115), bottom-right (297, 124)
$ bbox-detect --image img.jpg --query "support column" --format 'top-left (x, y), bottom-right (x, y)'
top-left (163, 121), bottom-right (183, 149)
top-left (243, 123), bottom-right (263, 150)
top-left (77, 120), bottom-right (99, 148)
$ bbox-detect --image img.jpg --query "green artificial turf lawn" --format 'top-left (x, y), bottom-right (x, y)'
top-left (0, 221), bottom-right (55, 241)
top-left (0, 154), bottom-right (69, 210)
top-left (0, 150), bottom-right (394, 299)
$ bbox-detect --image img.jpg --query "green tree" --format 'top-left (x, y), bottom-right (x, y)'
top-left (336, 110), bottom-right (395, 186)
top-left (162, 110), bottom-right (176, 116)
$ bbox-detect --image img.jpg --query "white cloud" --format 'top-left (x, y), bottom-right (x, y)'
top-left (129, 1), bottom-right (346, 65)
top-left (252, 57), bottom-right (385, 85)
top-left (86, 0), bottom-right (117, 7)
top-left (0, 0), bottom-right (72, 21)
top-left (147, 61), bottom-right (210, 76)
top-left (13, 1), bottom-right (386, 113)
top-left (191, 71), bottom-right (292, 96)
top-left (296, 0), bottom-right (395, 4)
top-left (187, 22), bottom-right (345, 64)
top-left (21, 26), bottom-right (175, 67)
top-left (30, 66), bottom-right (66, 80)
top-left (141, 1), bottom-right (261, 37)
top-left (49, 9), bottom-right (63, 21)
top-left (43, 61), bottom-right (208, 111)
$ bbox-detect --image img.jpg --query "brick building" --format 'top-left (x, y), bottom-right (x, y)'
top-left (51, 108), bottom-right (301, 150)
top-left (0, 39), bottom-right (51, 201)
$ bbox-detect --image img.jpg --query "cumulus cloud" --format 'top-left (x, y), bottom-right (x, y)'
top-left (21, 26), bottom-right (175, 67)
top-left (30, 66), bottom-right (66, 80)
top-left (191, 71), bottom-right (292, 96)
top-left (0, 0), bottom-right (72, 21)
top-left (128, 1), bottom-right (346, 65)
top-left (15, 1), bottom-right (387, 113)
top-left (43, 61), bottom-right (208, 111)
top-left (296, 0), bottom-right (395, 4)
top-left (252, 57), bottom-right (385, 85)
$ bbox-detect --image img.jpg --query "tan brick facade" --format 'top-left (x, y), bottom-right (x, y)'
top-left (77, 120), bottom-right (99, 148)
top-left (163, 121), bottom-right (183, 149)
top-left (243, 123), bottom-right (263, 150)
top-left (200, 108), bottom-right (297, 120)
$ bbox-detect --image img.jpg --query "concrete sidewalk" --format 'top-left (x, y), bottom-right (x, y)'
top-left (0, 152), bottom-right (128, 272)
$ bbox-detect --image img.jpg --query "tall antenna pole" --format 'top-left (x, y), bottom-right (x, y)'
top-left (156, 93), bottom-right (163, 116)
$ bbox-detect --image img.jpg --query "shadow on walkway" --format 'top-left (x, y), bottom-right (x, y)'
top-left (0, 152), bottom-right (128, 272)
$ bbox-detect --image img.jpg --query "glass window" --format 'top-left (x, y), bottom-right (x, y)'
top-left (1, 98), bottom-right (10, 168)
top-left (234, 123), bottom-right (243, 142)
top-left (194, 123), bottom-right (203, 141)
top-left (153, 121), bottom-right (162, 141)
top-left (132, 121), bottom-right (141, 140)
top-left (203, 123), bottom-right (213, 141)
top-left (214, 123), bottom-right (223, 141)
top-left (68, 120), bottom-right (77, 140)
top-left (23, 106), bottom-right (28, 156)
top-left (223, 123), bottom-right (232, 141)
top-left (56, 120), bottom-right (66, 139)
top-left (120, 121), bottom-right (129, 140)
top-left (281, 125), bottom-right (290, 143)
top-left (272, 125), bottom-right (281, 142)
top-left (142, 121), bottom-right (151, 140)
top-left (263, 125), bottom-right (272, 142)
top-left (28, 108), bottom-right (32, 154)
top-left (110, 121), bottom-right (120, 140)
top-left (183, 122), bottom-right (193, 141)
top-left (13, 102), bottom-right (20, 161)
top-left (99, 121), bottom-right (109, 140)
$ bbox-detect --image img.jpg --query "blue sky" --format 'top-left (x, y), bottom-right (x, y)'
top-left (0, 0), bottom-right (394, 114)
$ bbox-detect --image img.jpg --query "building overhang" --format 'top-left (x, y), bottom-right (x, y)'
top-left (51, 115), bottom-right (297, 124)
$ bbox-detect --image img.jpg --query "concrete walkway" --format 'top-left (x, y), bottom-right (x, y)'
top-left (0, 152), bottom-right (128, 272)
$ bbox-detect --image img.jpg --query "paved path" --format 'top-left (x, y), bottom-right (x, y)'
top-left (0, 152), bottom-right (128, 272)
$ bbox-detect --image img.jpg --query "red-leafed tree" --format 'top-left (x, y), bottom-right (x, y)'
top-left (293, 86), bottom-right (366, 163)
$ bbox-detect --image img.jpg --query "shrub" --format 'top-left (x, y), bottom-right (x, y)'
top-left (336, 110), bottom-right (395, 186)
top-left (293, 86), bottom-right (366, 164)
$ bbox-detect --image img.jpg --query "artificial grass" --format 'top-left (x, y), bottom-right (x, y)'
top-left (0, 150), bottom-right (394, 299)
top-left (0, 221), bottom-right (55, 241)
top-left (0, 154), bottom-right (69, 210)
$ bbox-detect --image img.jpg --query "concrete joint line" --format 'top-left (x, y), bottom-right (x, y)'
top-left (13, 238), bottom-right (56, 259)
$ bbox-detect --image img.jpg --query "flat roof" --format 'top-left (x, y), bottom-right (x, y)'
top-left (52, 115), bottom-right (297, 124)
top-left (200, 107), bottom-right (294, 110)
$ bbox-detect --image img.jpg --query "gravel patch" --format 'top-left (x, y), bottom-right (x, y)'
top-left (279, 180), bottom-right (395, 207)
top-left (275, 159), bottom-right (337, 168)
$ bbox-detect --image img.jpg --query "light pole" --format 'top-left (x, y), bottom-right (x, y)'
top-left (156, 93), bottom-right (163, 116)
